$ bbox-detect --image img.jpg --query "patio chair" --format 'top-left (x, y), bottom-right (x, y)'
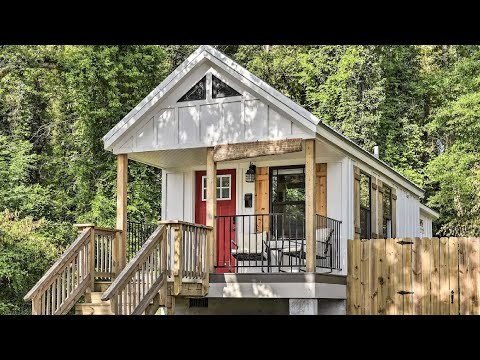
top-left (231, 231), bottom-right (269, 262)
top-left (280, 227), bottom-right (334, 260)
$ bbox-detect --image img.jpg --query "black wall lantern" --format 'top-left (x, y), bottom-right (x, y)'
top-left (245, 162), bottom-right (256, 183)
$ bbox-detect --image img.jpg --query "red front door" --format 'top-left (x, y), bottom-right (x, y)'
top-left (195, 169), bottom-right (236, 273)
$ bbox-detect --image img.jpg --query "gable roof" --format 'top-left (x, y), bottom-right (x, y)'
top-left (103, 45), bottom-right (424, 197)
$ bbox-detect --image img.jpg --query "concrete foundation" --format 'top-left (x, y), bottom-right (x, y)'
top-left (317, 299), bottom-right (346, 315)
top-left (289, 299), bottom-right (318, 315)
top-left (171, 296), bottom-right (346, 315)
top-left (174, 297), bottom-right (289, 315)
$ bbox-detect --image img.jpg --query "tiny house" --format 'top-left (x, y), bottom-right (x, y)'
top-left (25, 45), bottom-right (439, 315)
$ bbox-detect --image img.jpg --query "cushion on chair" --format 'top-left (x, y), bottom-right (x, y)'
top-left (231, 232), bottom-right (268, 256)
top-left (316, 228), bottom-right (333, 242)
top-left (281, 228), bottom-right (334, 257)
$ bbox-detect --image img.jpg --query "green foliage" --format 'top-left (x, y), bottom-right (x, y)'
top-left (0, 210), bottom-right (74, 314)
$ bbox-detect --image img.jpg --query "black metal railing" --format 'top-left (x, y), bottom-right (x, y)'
top-left (315, 214), bottom-right (342, 270)
top-left (126, 221), bottom-right (157, 261)
top-left (215, 213), bottom-right (342, 273)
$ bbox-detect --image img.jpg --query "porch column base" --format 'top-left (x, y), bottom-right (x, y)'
top-left (289, 298), bottom-right (318, 315)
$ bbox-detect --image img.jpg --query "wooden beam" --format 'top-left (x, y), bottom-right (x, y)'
top-left (206, 148), bottom-right (216, 272)
top-left (213, 138), bottom-right (302, 162)
top-left (88, 225), bottom-right (95, 292)
top-left (173, 225), bottom-right (183, 295)
top-left (115, 154), bottom-right (128, 275)
top-left (305, 139), bottom-right (316, 272)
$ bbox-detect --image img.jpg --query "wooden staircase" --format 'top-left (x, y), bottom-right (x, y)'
top-left (77, 287), bottom-right (113, 315)
top-left (24, 221), bottom-right (212, 315)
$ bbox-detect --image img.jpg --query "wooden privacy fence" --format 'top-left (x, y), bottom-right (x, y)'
top-left (347, 237), bottom-right (480, 315)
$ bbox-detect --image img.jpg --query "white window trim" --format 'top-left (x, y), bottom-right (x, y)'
top-left (201, 174), bottom-right (231, 201)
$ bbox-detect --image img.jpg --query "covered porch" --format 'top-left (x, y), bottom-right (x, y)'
top-left (122, 137), bottom-right (345, 275)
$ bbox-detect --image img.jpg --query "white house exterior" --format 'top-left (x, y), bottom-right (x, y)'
top-left (101, 45), bottom-right (439, 315)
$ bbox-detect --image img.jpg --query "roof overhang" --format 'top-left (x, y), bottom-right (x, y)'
top-left (316, 121), bottom-right (425, 197)
top-left (420, 203), bottom-right (440, 219)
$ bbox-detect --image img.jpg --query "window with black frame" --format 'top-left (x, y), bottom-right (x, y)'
top-left (270, 166), bottom-right (305, 240)
top-left (360, 173), bottom-right (371, 239)
top-left (383, 186), bottom-right (392, 238)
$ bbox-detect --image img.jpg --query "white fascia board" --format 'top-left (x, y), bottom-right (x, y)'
top-left (102, 45), bottom-right (209, 149)
top-left (420, 203), bottom-right (440, 219)
top-left (316, 123), bottom-right (425, 197)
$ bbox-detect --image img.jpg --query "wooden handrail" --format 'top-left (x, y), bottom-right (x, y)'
top-left (101, 225), bottom-right (168, 315)
top-left (24, 224), bottom-right (119, 315)
top-left (102, 225), bottom-right (165, 301)
top-left (103, 221), bottom-right (211, 314)
top-left (24, 228), bottom-right (91, 301)
top-left (158, 220), bottom-right (213, 230)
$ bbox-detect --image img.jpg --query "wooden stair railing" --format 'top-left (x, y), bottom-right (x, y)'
top-left (101, 225), bottom-right (168, 315)
top-left (24, 225), bottom-right (119, 315)
top-left (102, 221), bottom-right (212, 315)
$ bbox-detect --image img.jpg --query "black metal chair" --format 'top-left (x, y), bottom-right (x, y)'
top-left (280, 228), bottom-right (334, 266)
top-left (231, 232), bottom-right (269, 272)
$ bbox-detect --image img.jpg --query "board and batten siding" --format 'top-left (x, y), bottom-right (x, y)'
top-left (419, 214), bottom-right (433, 237)
top-left (112, 66), bottom-right (312, 154)
top-left (394, 187), bottom-right (421, 238)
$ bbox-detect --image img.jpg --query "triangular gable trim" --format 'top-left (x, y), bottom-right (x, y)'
top-left (103, 45), bottom-right (319, 149)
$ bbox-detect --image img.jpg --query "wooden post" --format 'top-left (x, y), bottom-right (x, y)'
top-left (115, 154), bottom-right (128, 275)
top-left (88, 226), bottom-right (95, 291)
top-left (32, 294), bottom-right (41, 315)
top-left (305, 139), bottom-right (316, 273)
top-left (74, 224), bottom-right (96, 292)
top-left (206, 147), bottom-right (217, 272)
top-left (173, 225), bottom-right (183, 295)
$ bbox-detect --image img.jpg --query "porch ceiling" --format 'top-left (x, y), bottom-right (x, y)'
top-left (128, 138), bottom-right (344, 170)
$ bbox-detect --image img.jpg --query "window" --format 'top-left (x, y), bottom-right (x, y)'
top-left (383, 186), bottom-right (392, 238)
top-left (360, 173), bottom-right (371, 239)
top-left (178, 74), bottom-right (241, 102)
top-left (212, 75), bottom-right (241, 98)
top-left (201, 174), bottom-right (231, 201)
top-left (270, 166), bottom-right (305, 239)
top-left (178, 76), bottom-right (206, 102)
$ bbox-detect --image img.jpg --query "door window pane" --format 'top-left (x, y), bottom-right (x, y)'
top-left (202, 174), bottom-right (232, 201)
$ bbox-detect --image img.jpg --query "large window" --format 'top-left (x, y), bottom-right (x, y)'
top-left (360, 173), bottom-right (371, 239)
top-left (270, 166), bottom-right (305, 239)
top-left (383, 186), bottom-right (392, 238)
